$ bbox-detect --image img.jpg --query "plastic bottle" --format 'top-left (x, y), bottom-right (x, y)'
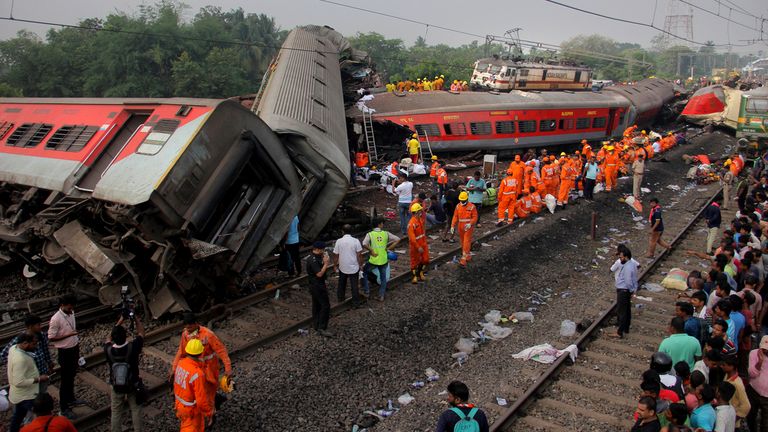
top-left (411, 381), bottom-right (425, 389)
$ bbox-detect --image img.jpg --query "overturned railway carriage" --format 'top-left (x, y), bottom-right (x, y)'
top-left (0, 99), bottom-right (302, 317)
top-left (353, 78), bottom-right (676, 153)
top-left (252, 25), bottom-right (351, 241)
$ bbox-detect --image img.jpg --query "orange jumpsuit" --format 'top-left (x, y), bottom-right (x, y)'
top-left (173, 327), bottom-right (232, 405)
top-left (452, 202), bottom-right (478, 265)
top-left (523, 165), bottom-right (534, 192)
top-left (557, 160), bottom-right (577, 205)
top-left (603, 151), bottom-right (619, 192)
top-left (508, 160), bottom-right (525, 195)
top-left (174, 356), bottom-right (214, 432)
top-left (530, 169), bottom-right (544, 195)
top-left (582, 145), bottom-right (593, 160)
top-left (429, 161), bottom-right (439, 178)
top-left (436, 167), bottom-right (448, 187)
top-left (515, 194), bottom-right (531, 219)
top-left (623, 125), bottom-right (637, 137)
top-left (408, 214), bottom-right (429, 270)
top-left (530, 192), bottom-right (543, 213)
top-left (497, 176), bottom-right (518, 222)
top-left (542, 163), bottom-right (557, 197)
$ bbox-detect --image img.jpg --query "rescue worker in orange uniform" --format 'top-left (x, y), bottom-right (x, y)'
top-left (451, 192), bottom-right (478, 267)
top-left (174, 339), bottom-right (214, 432)
top-left (508, 155), bottom-right (525, 195)
top-left (581, 140), bottom-right (593, 159)
top-left (514, 190), bottom-right (531, 219)
top-left (603, 145), bottom-right (619, 192)
top-left (429, 155), bottom-right (440, 192)
top-left (557, 155), bottom-right (577, 208)
top-left (623, 125), bottom-right (637, 138)
top-left (523, 161), bottom-right (534, 192)
top-left (529, 186), bottom-right (543, 214)
top-left (529, 161), bottom-right (543, 195)
top-left (542, 157), bottom-right (557, 197)
top-left (172, 314), bottom-right (232, 409)
top-left (435, 163), bottom-right (448, 201)
top-left (408, 203), bottom-right (429, 283)
top-left (496, 169), bottom-right (518, 226)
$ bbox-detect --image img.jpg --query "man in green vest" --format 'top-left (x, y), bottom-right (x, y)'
top-left (361, 219), bottom-right (401, 302)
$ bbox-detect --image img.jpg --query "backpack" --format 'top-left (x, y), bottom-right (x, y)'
top-left (450, 407), bottom-right (480, 432)
top-left (107, 344), bottom-right (134, 393)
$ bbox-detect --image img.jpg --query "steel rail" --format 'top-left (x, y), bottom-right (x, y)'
top-left (489, 188), bottom-right (721, 431)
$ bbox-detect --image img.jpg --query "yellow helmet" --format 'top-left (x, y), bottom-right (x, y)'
top-left (410, 203), bottom-right (423, 213)
top-left (220, 375), bottom-right (233, 393)
top-left (724, 159), bottom-right (732, 166)
top-left (641, 130), bottom-right (647, 135)
top-left (606, 145), bottom-right (615, 151)
top-left (462, 81), bottom-right (467, 84)
top-left (431, 155), bottom-right (438, 160)
top-left (560, 152), bottom-right (567, 156)
top-left (440, 74), bottom-right (444, 78)
top-left (458, 191), bottom-right (469, 201)
top-left (185, 339), bottom-right (204, 356)
top-left (412, 133), bottom-right (418, 138)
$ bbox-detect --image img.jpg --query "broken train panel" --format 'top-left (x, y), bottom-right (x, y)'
top-left (0, 98), bottom-right (301, 317)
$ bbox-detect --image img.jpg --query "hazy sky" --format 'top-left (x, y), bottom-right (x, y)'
top-left (2, 0), bottom-right (767, 55)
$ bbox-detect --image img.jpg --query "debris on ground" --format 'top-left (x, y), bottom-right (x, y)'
top-left (512, 343), bottom-right (579, 364)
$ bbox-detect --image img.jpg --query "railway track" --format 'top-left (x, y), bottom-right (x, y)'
top-left (490, 188), bottom-right (723, 431)
top-left (64, 201), bottom-right (538, 430)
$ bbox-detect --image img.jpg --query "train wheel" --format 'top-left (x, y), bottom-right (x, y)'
top-left (23, 264), bottom-right (51, 291)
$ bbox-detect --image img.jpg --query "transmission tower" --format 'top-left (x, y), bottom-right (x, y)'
top-left (661, 0), bottom-right (694, 49)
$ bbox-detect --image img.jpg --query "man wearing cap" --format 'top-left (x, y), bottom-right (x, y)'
top-left (557, 154), bottom-right (578, 209)
top-left (451, 192), bottom-right (478, 267)
top-left (747, 335), bottom-right (768, 431)
top-left (508, 156), bottom-right (525, 195)
top-left (407, 133), bottom-right (420, 164)
top-left (305, 242), bottom-right (333, 336)
top-left (542, 157), bottom-right (557, 197)
top-left (408, 203), bottom-right (430, 283)
top-left (172, 313), bottom-right (232, 410)
top-left (174, 339), bottom-right (214, 432)
top-left (603, 144), bottom-right (620, 192)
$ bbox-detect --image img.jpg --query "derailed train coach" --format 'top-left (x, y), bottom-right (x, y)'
top-left (0, 25), bottom-right (355, 317)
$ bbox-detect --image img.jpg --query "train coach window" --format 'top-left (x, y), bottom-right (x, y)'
top-left (137, 119), bottom-right (181, 155)
top-left (444, 122), bottom-right (467, 136)
top-left (539, 119), bottom-right (556, 132)
top-left (746, 98), bottom-right (768, 113)
top-left (575, 118), bottom-right (591, 129)
top-left (559, 119), bottom-right (574, 130)
top-left (518, 120), bottom-right (536, 133)
top-left (415, 124), bottom-right (440, 137)
top-left (592, 117), bottom-right (607, 128)
top-left (495, 121), bottom-right (515, 134)
top-left (6, 123), bottom-right (53, 148)
top-left (46, 125), bottom-right (99, 152)
top-left (519, 69), bottom-right (529, 77)
top-left (470, 122), bottom-right (492, 135)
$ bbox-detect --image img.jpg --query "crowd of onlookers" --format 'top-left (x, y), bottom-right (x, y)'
top-left (631, 156), bottom-right (768, 432)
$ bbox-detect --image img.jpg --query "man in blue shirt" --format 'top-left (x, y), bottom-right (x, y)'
top-left (690, 384), bottom-right (717, 430)
top-left (714, 299), bottom-right (743, 351)
top-left (582, 155), bottom-right (599, 201)
top-left (0, 315), bottom-right (53, 391)
top-left (283, 215), bottom-right (301, 276)
top-left (465, 171), bottom-right (486, 227)
top-left (608, 245), bottom-right (638, 338)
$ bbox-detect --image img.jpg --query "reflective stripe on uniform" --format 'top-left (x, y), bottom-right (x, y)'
top-left (458, 219), bottom-right (472, 222)
top-left (188, 373), bottom-right (199, 383)
top-left (176, 395), bottom-right (196, 406)
top-left (415, 235), bottom-right (425, 239)
top-left (201, 353), bottom-right (216, 361)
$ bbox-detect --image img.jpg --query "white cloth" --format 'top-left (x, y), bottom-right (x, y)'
top-left (512, 343), bottom-right (578, 364)
top-left (333, 235), bottom-right (363, 274)
top-left (714, 404), bottom-right (736, 432)
top-left (394, 181), bottom-right (413, 204)
top-left (693, 360), bottom-right (710, 383)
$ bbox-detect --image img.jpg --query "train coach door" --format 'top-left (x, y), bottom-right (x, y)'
top-left (76, 113), bottom-right (150, 192)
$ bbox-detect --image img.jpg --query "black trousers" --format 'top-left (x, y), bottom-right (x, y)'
top-left (285, 243), bottom-right (301, 275)
top-left (58, 345), bottom-right (79, 409)
top-left (616, 290), bottom-right (632, 336)
top-left (337, 271), bottom-right (360, 304)
top-left (584, 178), bottom-right (595, 200)
top-left (309, 284), bottom-right (330, 330)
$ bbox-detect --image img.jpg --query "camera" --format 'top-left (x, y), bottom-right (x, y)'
top-left (120, 286), bottom-right (136, 329)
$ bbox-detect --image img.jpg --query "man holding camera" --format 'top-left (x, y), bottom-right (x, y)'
top-left (104, 312), bottom-right (145, 432)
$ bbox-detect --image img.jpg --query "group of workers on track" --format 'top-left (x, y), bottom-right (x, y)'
top-left (391, 125), bottom-right (692, 288)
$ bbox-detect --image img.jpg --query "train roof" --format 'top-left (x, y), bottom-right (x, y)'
top-left (355, 89), bottom-right (627, 117)
top-left (475, 58), bottom-right (591, 71)
top-left (0, 97), bottom-right (224, 106)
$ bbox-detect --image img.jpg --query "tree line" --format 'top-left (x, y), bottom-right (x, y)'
top-left (0, 1), bottom-right (760, 98)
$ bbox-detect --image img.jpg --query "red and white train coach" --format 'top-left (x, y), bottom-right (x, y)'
top-left (356, 78), bottom-right (676, 152)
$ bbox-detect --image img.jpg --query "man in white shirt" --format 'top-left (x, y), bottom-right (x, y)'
top-left (333, 224), bottom-right (364, 307)
top-left (608, 245), bottom-right (639, 339)
top-left (47, 294), bottom-right (82, 419)
top-left (715, 381), bottom-right (737, 432)
top-left (393, 173), bottom-right (413, 235)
